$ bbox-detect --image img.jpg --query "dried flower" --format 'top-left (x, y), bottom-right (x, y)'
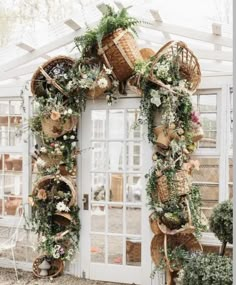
top-left (37, 188), bottom-right (47, 200)
top-left (97, 77), bottom-right (108, 89)
top-left (40, 147), bottom-right (47, 153)
top-left (50, 110), bottom-right (61, 121)
top-left (36, 158), bottom-right (46, 168)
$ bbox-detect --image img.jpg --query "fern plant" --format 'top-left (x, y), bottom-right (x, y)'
top-left (74, 5), bottom-right (139, 57)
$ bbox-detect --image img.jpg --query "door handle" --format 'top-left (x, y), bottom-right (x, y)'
top-left (83, 194), bottom-right (89, 210)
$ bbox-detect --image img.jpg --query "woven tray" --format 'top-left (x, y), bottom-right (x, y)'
top-left (32, 175), bottom-right (77, 207)
top-left (33, 255), bottom-right (64, 278)
top-left (31, 56), bottom-right (75, 97)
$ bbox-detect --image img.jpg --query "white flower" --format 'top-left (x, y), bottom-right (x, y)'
top-left (40, 147), bottom-right (47, 153)
top-left (150, 89), bottom-right (161, 107)
top-left (60, 145), bottom-right (65, 150)
top-left (97, 78), bottom-right (108, 89)
top-left (113, 80), bottom-right (119, 87)
top-left (82, 74), bottom-right (88, 79)
top-left (63, 135), bottom-right (67, 140)
top-left (70, 135), bottom-right (75, 140)
top-left (55, 144), bottom-right (59, 148)
top-left (103, 65), bottom-right (112, 75)
top-left (72, 141), bottom-right (77, 148)
top-left (67, 109), bottom-right (73, 114)
top-left (36, 158), bottom-right (46, 168)
top-left (66, 80), bottom-right (73, 90)
top-left (41, 236), bottom-right (47, 243)
top-left (56, 201), bottom-right (70, 212)
top-left (53, 252), bottom-right (60, 259)
top-left (64, 110), bottom-right (68, 115)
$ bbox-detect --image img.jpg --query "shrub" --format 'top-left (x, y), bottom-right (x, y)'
top-left (182, 253), bottom-right (232, 285)
top-left (209, 200), bottom-right (233, 255)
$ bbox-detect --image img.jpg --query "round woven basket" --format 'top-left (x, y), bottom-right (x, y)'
top-left (32, 175), bottom-right (77, 207)
top-left (157, 170), bottom-right (191, 203)
top-left (41, 116), bottom-right (78, 139)
top-left (33, 255), bottom-right (64, 278)
top-left (97, 28), bottom-right (142, 82)
top-left (151, 232), bottom-right (202, 272)
top-left (31, 56), bottom-right (75, 97)
top-left (140, 48), bottom-right (155, 61)
top-left (53, 212), bottom-right (73, 227)
top-left (87, 72), bottom-right (112, 99)
top-left (149, 41), bottom-right (201, 94)
top-left (39, 154), bottom-right (63, 168)
top-left (149, 213), bottom-right (162, 235)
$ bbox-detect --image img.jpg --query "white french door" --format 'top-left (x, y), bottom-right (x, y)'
top-left (79, 98), bottom-right (152, 284)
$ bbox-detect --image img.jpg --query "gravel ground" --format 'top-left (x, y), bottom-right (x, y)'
top-left (0, 267), bottom-right (126, 285)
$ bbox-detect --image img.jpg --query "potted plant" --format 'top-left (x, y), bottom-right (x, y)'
top-left (181, 253), bottom-right (232, 285)
top-left (209, 200), bottom-right (233, 255)
top-left (74, 5), bottom-right (141, 82)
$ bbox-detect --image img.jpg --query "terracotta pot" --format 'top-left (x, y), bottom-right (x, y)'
top-left (5, 159), bottom-right (13, 171)
top-left (12, 159), bottom-right (22, 171)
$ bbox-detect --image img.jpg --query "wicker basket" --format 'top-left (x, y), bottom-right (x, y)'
top-left (140, 48), bottom-right (155, 61)
top-left (151, 232), bottom-right (202, 272)
top-left (31, 56), bottom-right (75, 97)
top-left (192, 126), bottom-right (204, 142)
top-left (126, 238), bottom-right (141, 263)
top-left (41, 116), bottom-right (78, 139)
top-left (97, 28), bottom-right (142, 82)
top-left (157, 170), bottom-right (191, 203)
top-left (149, 213), bottom-right (162, 235)
top-left (149, 41), bottom-right (201, 94)
top-left (32, 175), bottom-right (77, 207)
top-left (33, 255), bottom-right (64, 278)
top-left (53, 212), bottom-right (73, 227)
top-left (153, 125), bottom-right (180, 149)
top-left (87, 72), bottom-right (112, 99)
top-left (39, 154), bottom-right (63, 168)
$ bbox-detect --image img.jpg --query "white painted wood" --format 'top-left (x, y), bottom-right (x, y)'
top-left (0, 21), bottom-right (99, 74)
top-left (142, 14), bottom-right (232, 47)
top-left (150, 9), bottom-right (171, 40)
top-left (16, 42), bottom-right (50, 60)
top-left (64, 19), bottom-right (81, 31)
top-left (0, 64), bottom-right (40, 81)
top-left (212, 23), bottom-right (222, 36)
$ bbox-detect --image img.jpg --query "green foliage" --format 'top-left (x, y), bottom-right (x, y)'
top-left (188, 185), bottom-right (206, 238)
top-left (74, 5), bottom-right (139, 56)
top-left (182, 253), bottom-right (233, 285)
top-left (209, 200), bottom-right (233, 244)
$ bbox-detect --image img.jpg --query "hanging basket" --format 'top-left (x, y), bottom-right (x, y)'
top-left (140, 48), bottom-right (155, 61)
top-left (32, 175), bottom-right (77, 207)
top-left (39, 154), bottom-right (63, 168)
top-left (151, 232), bottom-right (202, 272)
top-left (97, 28), bottom-right (142, 82)
top-left (41, 116), bottom-right (78, 139)
top-left (157, 170), bottom-right (191, 203)
top-left (87, 72), bottom-right (112, 99)
top-left (149, 41), bottom-right (201, 94)
top-left (53, 212), bottom-right (73, 227)
top-left (192, 126), bottom-right (204, 142)
top-left (153, 125), bottom-right (180, 149)
top-left (33, 255), bottom-right (64, 278)
top-left (149, 213), bottom-right (162, 235)
top-left (31, 56), bottom-right (75, 97)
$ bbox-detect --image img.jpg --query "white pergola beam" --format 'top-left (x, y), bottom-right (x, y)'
top-left (64, 19), bottom-right (81, 31)
top-left (142, 11), bottom-right (232, 47)
top-left (97, 3), bottom-right (108, 14)
top-left (200, 62), bottom-right (232, 73)
top-left (0, 63), bottom-right (40, 81)
top-left (0, 21), bottom-right (99, 75)
top-left (150, 10), bottom-right (171, 40)
top-left (16, 42), bottom-right (51, 60)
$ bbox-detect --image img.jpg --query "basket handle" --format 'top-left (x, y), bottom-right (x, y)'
top-left (185, 196), bottom-right (192, 226)
top-left (39, 66), bottom-right (68, 97)
top-left (164, 234), bottom-right (174, 272)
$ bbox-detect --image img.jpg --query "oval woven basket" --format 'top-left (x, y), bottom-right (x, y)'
top-left (87, 72), bottom-right (112, 99)
top-left (97, 28), bottom-right (142, 82)
top-left (151, 232), bottom-right (202, 272)
top-left (41, 116), bottom-right (78, 139)
top-left (53, 212), bottom-right (73, 227)
top-left (33, 255), bottom-right (64, 278)
top-left (31, 56), bottom-right (75, 97)
top-left (32, 175), bottom-right (77, 207)
top-left (157, 170), bottom-right (191, 203)
top-left (149, 41), bottom-right (201, 94)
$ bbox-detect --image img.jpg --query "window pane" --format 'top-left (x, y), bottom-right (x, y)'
top-left (91, 173), bottom-right (107, 202)
top-left (126, 174), bottom-right (142, 203)
top-left (199, 113), bottom-right (217, 148)
top-left (91, 142), bottom-right (107, 171)
top-left (126, 142), bottom-right (141, 171)
top-left (108, 206), bottom-right (123, 233)
top-left (91, 110), bottom-right (106, 139)
top-left (127, 109), bottom-right (141, 139)
top-left (109, 142), bottom-right (123, 171)
top-left (199, 94), bottom-right (217, 112)
top-left (91, 234), bottom-right (105, 263)
top-left (109, 110), bottom-right (124, 139)
top-left (108, 236), bottom-right (123, 264)
top-left (109, 173), bottom-right (123, 202)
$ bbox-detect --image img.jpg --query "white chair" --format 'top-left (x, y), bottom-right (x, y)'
top-left (0, 205), bottom-right (24, 281)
